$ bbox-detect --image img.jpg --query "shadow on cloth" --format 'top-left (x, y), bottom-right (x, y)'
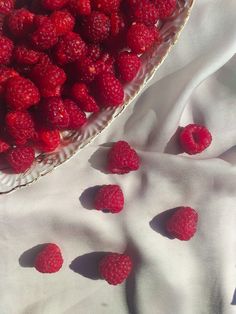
top-left (19, 243), bottom-right (48, 267)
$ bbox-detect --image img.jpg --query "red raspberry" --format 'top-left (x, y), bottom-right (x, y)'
top-left (116, 52), bottom-right (141, 82)
top-left (153, 0), bottom-right (176, 19)
top-left (41, 97), bottom-right (69, 129)
top-left (92, 0), bottom-right (121, 15)
top-left (179, 124), bottom-right (212, 155)
top-left (79, 96), bottom-right (99, 113)
top-left (94, 184), bottom-right (124, 213)
top-left (41, 0), bottom-right (68, 11)
top-left (81, 11), bottom-right (111, 43)
top-left (40, 85), bottom-right (62, 98)
top-left (0, 35), bottom-right (13, 65)
top-left (63, 99), bottom-right (87, 129)
top-left (108, 141), bottom-right (140, 174)
top-left (31, 18), bottom-right (58, 50)
top-left (0, 13), bottom-right (5, 34)
top-left (110, 12), bottom-right (125, 37)
top-left (6, 146), bottom-right (35, 173)
top-left (96, 52), bottom-right (115, 75)
top-left (0, 0), bottom-right (14, 14)
top-left (95, 72), bottom-right (124, 107)
top-left (69, 0), bottom-right (91, 15)
top-left (34, 128), bottom-right (60, 152)
top-left (7, 9), bottom-right (35, 38)
top-left (14, 44), bottom-right (41, 65)
top-left (6, 111), bottom-right (35, 145)
top-left (71, 83), bottom-right (99, 112)
top-left (33, 14), bottom-right (48, 28)
top-left (130, 0), bottom-right (159, 26)
top-left (5, 76), bottom-right (40, 110)
top-left (34, 243), bottom-right (63, 273)
top-left (166, 207), bottom-right (198, 241)
top-left (50, 10), bottom-right (75, 36)
top-left (87, 44), bottom-right (101, 61)
top-left (99, 253), bottom-right (132, 285)
top-left (54, 31), bottom-right (87, 65)
top-left (0, 138), bottom-right (10, 153)
top-left (75, 57), bottom-right (98, 83)
top-left (127, 23), bottom-right (156, 54)
top-left (0, 66), bottom-right (19, 96)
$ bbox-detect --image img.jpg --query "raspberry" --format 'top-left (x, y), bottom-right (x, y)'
top-left (0, 138), bottom-right (10, 153)
top-left (81, 11), bottom-right (111, 43)
top-left (70, 83), bottom-right (99, 112)
top-left (87, 44), bottom-right (101, 61)
top-left (96, 52), bottom-right (115, 75)
top-left (130, 0), bottom-right (159, 26)
top-left (116, 52), bottom-right (141, 82)
top-left (33, 14), bottom-right (48, 28)
top-left (95, 72), bottom-right (124, 107)
top-left (108, 141), bottom-right (140, 174)
top-left (7, 9), bottom-right (35, 38)
top-left (0, 13), bottom-right (5, 33)
top-left (63, 99), bottom-right (87, 129)
top-left (75, 57), bottom-right (98, 83)
top-left (166, 207), bottom-right (198, 241)
top-left (31, 18), bottom-right (58, 50)
top-left (41, 97), bottom-right (69, 129)
top-left (110, 12), bottom-right (125, 37)
top-left (6, 111), bottom-right (35, 145)
top-left (14, 44), bottom-right (41, 65)
top-left (69, 0), bottom-right (91, 16)
top-left (40, 85), bottom-right (62, 98)
top-left (92, 0), bottom-right (121, 15)
top-left (179, 124), bottom-right (212, 155)
top-left (99, 253), bottom-right (132, 285)
top-left (54, 31), bottom-right (87, 65)
top-left (34, 128), bottom-right (60, 152)
top-left (0, 35), bottom-right (13, 65)
top-left (34, 243), bottom-right (63, 273)
top-left (127, 23), bottom-right (156, 54)
top-left (50, 10), bottom-right (75, 36)
top-left (153, 0), bottom-right (176, 19)
top-left (0, 66), bottom-right (19, 96)
top-left (6, 146), bottom-right (35, 173)
top-left (0, 0), bottom-right (14, 14)
top-left (41, 0), bottom-right (68, 11)
top-left (94, 184), bottom-right (124, 213)
top-left (5, 76), bottom-right (40, 110)
top-left (78, 96), bottom-right (99, 113)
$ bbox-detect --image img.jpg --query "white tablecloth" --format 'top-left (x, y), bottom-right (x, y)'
top-left (1, 1), bottom-right (236, 313)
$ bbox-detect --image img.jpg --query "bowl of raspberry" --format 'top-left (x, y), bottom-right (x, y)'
top-left (0, 0), bottom-right (194, 194)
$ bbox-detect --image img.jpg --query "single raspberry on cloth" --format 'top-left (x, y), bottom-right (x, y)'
top-left (34, 243), bottom-right (63, 273)
top-left (99, 253), bottom-right (133, 285)
top-left (94, 184), bottom-right (124, 213)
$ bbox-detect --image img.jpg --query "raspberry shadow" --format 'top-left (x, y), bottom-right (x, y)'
top-left (19, 243), bottom-right (48, 267)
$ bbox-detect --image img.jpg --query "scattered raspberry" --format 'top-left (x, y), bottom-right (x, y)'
top-left (81, 11), bottom-right (111, 43)
top-left (108, 140), bottom-right (140, 174)
top-left (127, 23), bottom-right (156, 54)
top-left (153, 0), bottom-right (176, 19)
top-left (92, 0), bottom-right (121, 15)
top-left (14, 44), bottom-right (41, 65)
top-left (99, 253), bottom-right (132, 285)
top-left (110, 12), bottom-right (125, 37)
top-left (50, 10), bottom-right (75, 36)
top-left (54, 31), bottom-right (87, 65)
top-left (95, 72), bottom-right (124, 107)
top-left (6, 111), bottom-right (35, 145)
top-left (41, 97), bottom-right (69, 129)
top-left (0, 35), bottom-right (13, 65)
top-left (116, 52), bottom-right (141, 82)
top-left (63, 99), bottom-right (87, 129)
top-left (0, 0), bottom-right (14, 14)
top-left (94, 184), bottom-right (124, 213)
top-left (5, 76), bottom-right (40, 110)
top-left (31, 18), bottom-right (58, 50)
top-left (0, 66), bottom-right (19, 96)
top-left (34, 128), bottom-right (60, 152)
top-left (6, 146), bottom-right (35, 173)
top-left (34, 243), bottom-right (63, 273)
top-left (166, 207), bottom-right (198, 241)
top-left (41, 0), bottom-right (68, 11)
top-left (69, 0), bottom-right (91, 15)
top-left (0, 138), bottom-right (10, 153)
top-left (7, 9), bottom-right (35, 38)
top-left (75, 57), bottom-right (98, 83)
top-left (130, 0), bottom-right (159, 26)
top-left (87, 44), bottom-right (101, 61)
top-left (179, 124), bottom-right (212, 155)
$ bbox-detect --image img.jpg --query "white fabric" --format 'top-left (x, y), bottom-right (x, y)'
top-left (1, 1), bottom-right (236, 313)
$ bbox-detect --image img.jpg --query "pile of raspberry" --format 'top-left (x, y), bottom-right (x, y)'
top-left (0, 0), bottom-right (176, 173)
